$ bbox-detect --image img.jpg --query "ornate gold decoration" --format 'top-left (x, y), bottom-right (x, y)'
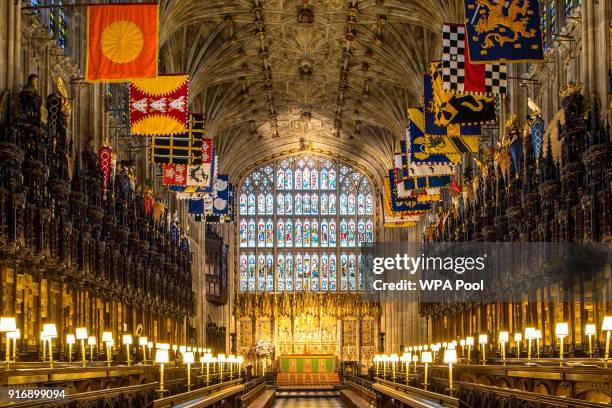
top-left (559, 81), bottom-right (583, 98)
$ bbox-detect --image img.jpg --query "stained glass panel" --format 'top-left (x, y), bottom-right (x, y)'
top-left (238, 155), bottom-right (373, 292)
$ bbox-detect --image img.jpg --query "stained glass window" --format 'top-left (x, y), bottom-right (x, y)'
top-left (239, 155), bottom-right (374, 292)
top-left (49, 0), bottom-right (67, 49)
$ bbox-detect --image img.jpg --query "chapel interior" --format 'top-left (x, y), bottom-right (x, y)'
top-left (0, 0), bottom-right (611, 407)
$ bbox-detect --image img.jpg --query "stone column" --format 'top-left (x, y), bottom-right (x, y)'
top-left (1, 0), bottom-right (22, 91)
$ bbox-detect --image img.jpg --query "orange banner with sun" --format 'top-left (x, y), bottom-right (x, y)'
top-left (86, 4), bottom-right (158, 82)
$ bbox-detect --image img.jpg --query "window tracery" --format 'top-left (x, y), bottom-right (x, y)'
top-left (239, 155), bottom-right (374, 292)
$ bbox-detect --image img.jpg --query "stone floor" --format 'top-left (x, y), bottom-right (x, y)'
top-left (273, 391), bottom-right (346, 408)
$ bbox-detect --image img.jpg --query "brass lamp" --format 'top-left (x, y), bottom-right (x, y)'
top-left (421, 351), bottom-right (432, 389)
top-left (465, 336), bottom-right (474, 364)
top-left (556, 322), bottom-right (569, 367)
top-left (40, 331), bottom-right (48, 362)
top-left (43, 324), bottom-right (58, 368)
top-left (7, 330), bottom-right (20, 363)
top-left (87, 336), bottom-right (96, 362)
top-left (499, 331), bottom-right (509, 365)
top-left (400, 353), bottom-right (410, 385)
top-left (0, 317), bottom-right (16, 370)
top-left (183, 351), bottom-right (194, 390)
top-left (218, 354), bottom-right (226, 381)
top-left (524, 328), bottom-right (536, 362)
top-left (380, 354), bottom-right (388, 378)
top-left (534, 330), bottom-right (542, 358)
top-left (412, 354), bottom-right (418, 372)
top-left (66, 334), bottom-right (75, 363)
top-left (514, 333), bottom-right (522, 357)
top-left (155, 348), bottom-right (169, 393)
top-left (102, 332), bottom-right (113, 367)
top-left (147, 342), bottom-right (154, 362)
top-left (585, 324), bottom-right (596, 358)
top-left (459, 339), bottom-right (465, 358)
top-left (478, 334), bottom-right (488, 365)
top-left (123, 334), bottom-right (133, 366)
top-left (602, 316), bottom-right (612, 368)
top-left (443, 348), bottom-right (457, 393)
top-left (139, 337), bottom-right (148, 363)
top-left (237, 355), bottom-right (244, 378)
top-left (76, 327), bottom-right (88, 367)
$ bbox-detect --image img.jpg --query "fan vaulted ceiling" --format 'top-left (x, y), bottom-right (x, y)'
top-left (157, 0), bottom-right (464, 187)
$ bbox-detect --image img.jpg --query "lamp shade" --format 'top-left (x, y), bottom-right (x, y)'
top-left (442, 342), bottom-right (447, 348)
top-left (585, 324), bottom-right (596, 336)
top-left (43, 323), bottom-right (57, 338)
top-left (478, 334), bottom-right (488, 344)
top-left (443, 349), bottom-right (457, 364)
top-left (187, 347), bottom-right (192, 352)
top-left (0, 317), bottom-right (16, 332)
top-left (172, 345), bottom-right (177, 351)
top-left (7, 330), bottom-right (20, 340)
top-left (423, 345), bottom-right (429, 351)
top-left (102, 331), bottom-right (113, 343)
top-left (499, 331), bottom-right (509, 342)
top-left (525, 327), bottom-right (536, 340)
top-left (76, 327), bottom-right (88, 340)
top-left (390, 354), bottom-right (399, 362)
top-left (237, 356), bottom-right (244, 363)
top-left (155, 349), bottom-right (169, 363)
top-left (460, 339), bottom-right (465, 347)
top-left (203, 352), bottom-right (213, 362)
top-left (412, 355), bottom-right (418, 362)
top-left (147, 342), bottom-right (153, 348)
top-left (66, 334), bottom-right (76, 344)
top-left (602, 316), bottom-right (612, 331)
top-left (534, 330), bottom-right (542, 340)
top-left (158, 343), bottom-right (170, 350)
top-left (466, 337), bottom-right (474, 346)
top-left (400, 353), bottom-right (410, 362)
top-left (183, 351), bottom-right (194, 364)
top-left (139, 337), bottom-right (148, 346)
top-left (514, 333), bottom-right (522, 342)
top-left (218, 353), bottom-right (226, 362)
top-left (87, 336), bottom-right (96, 346)
top-left (122, 334), bottom-right (132, 345)
top-left (421, 351), bottom-right (433, 363)
top-left (555, 322), bottom-right (569, 337)
top-left (179, 345), bottom-right (186, 353)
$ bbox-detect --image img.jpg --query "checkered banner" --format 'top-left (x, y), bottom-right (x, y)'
top-left (442, 23), bottom-right (507, 95)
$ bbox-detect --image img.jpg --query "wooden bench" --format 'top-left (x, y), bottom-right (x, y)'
top-left (153, 381), bottom-right (243, 408)
top-left (373, 382), bottom-right (459, 408)
top-left (340, 383), bottom-right (376, 408)
top-left (240, 383), bottom-right (275, 408)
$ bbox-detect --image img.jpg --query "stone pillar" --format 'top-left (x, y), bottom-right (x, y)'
top-left (0, 0), bottom-right (22, 91)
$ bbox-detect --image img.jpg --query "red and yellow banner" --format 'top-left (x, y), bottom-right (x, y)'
top-left (86, 4), bottom-right (159, 82)
top-left (130, 75), bottom-right (189, 135)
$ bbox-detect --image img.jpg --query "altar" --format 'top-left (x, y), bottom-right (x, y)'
top-left (279, 355), bottom-right (336, 373)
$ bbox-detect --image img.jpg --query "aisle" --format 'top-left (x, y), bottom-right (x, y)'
top-left (272, 391), bottom-right (347, 408)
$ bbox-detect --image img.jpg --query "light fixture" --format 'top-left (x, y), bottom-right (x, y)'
top-left (602, 316), bottom-right (612, 368)
top-left (183, 351), bottom-right (194, 390)
top-left (147, 341), bottom-right (153, 362)
top-left (389, 354), bottom-right (399, 381)
top-left (7, 330), bottom-right (20, 363)
top-left (525, 328), bottom-right (536, 361)
top-left (87, 336), bottom-right (96, 363)
top-left (179, 345), bottom-right (187, 354)
top-left (237, 355), bottom-right (244, 379)
top-left (499, 331), bottom-right (509, 365)
top-left (43, 324), bottom-right (57, 368)
top-left (534, 330), bottom-right (542, 358)
top-left (466, 336), bottom-right (474, 364)
top-left (218, 354), bottom-right (226, 381)
top-left (514, 333), bottom-right (522, 358)
top-left (411, 354), bottom-right (418, 372)
top-left (556, 322), bottom-right (569, 367)
top-left (444, 348), bottom-right (457, 392)
top-left (123, 334), bottom-right (133, 366)
top-left (400, 353), bottom-right (410, 385)
top-left (66, 334), bottom-right (75, 363)
top-left (581, 323), bottom-right (595, 359)
top-left (421, 351), bottom-right (432, 389)
top-left (155, 349), bottom-right (169, 392)
top-left (0, 317), bottom-right (16, 370)
top-left (202, 352), bottom-right (213, 385)
top-left (478, 334), bottom-right (488, 365)
top-left (139, 337), bottom-right (148, 363)
top-left (76, 327), bottom-right (88, 367)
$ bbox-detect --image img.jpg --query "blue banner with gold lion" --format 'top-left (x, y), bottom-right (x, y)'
top-left (464, 0), bottom-right (544, 63)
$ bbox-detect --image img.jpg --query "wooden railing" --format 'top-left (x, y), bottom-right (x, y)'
top-left (153, 379), bottom-right (244, 408)
top-left (429, 377), bottom-right (611, 408)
